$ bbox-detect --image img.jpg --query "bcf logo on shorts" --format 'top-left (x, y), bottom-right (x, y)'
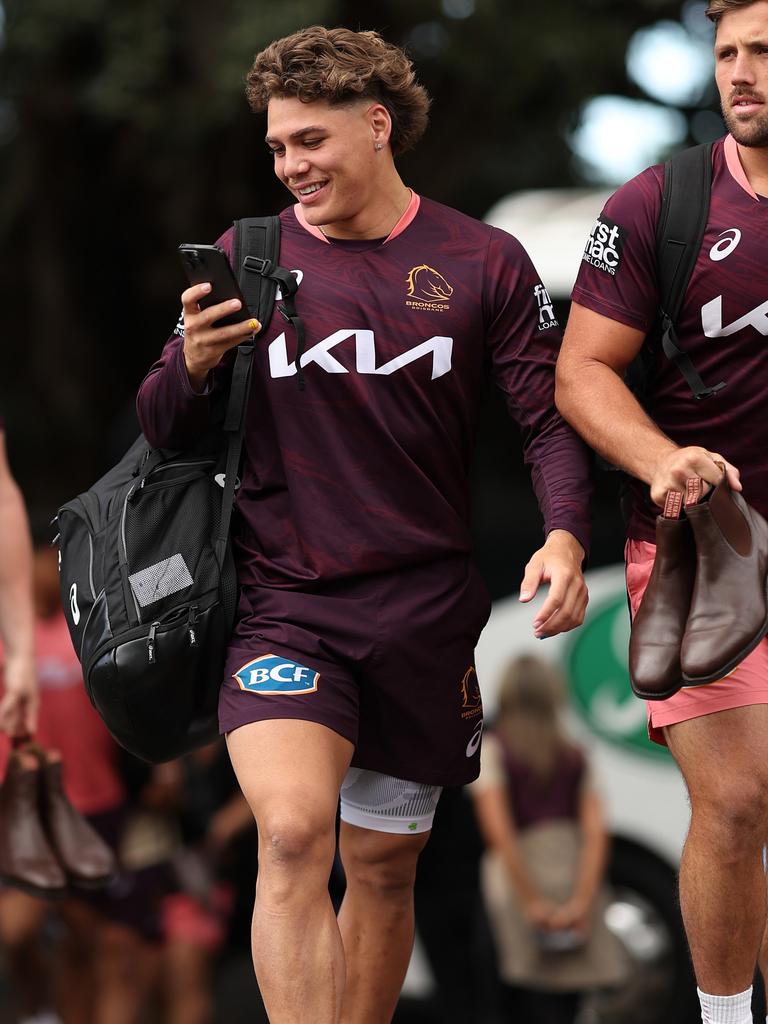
top-left (233, 654), bottom-right (320, 695)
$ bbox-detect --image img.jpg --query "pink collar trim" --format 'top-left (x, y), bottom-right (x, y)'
top-left (292, 190), bottom-right (421, 244)
top-left (724, 134), bottom-right (759, 200)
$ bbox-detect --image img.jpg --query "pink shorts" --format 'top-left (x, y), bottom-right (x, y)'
top-left (626, 539), bottom-right (768, 745)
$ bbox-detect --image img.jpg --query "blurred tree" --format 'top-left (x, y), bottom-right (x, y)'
top-left (0, 0), bottom-right (700, 525)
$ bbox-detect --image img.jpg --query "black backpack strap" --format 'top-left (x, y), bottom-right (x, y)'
top-left (656, 142), bottom-right (724, 400)
top-left (233, 216), bottom-right (307, 391)
top-left (214, 215), bottom-right (308, 563)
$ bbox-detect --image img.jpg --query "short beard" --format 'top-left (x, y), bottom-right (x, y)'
top-left (722, 103), bottom-right (768, 148)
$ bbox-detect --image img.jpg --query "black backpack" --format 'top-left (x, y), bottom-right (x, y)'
top-left (55, 217), bottom-right (302, 764)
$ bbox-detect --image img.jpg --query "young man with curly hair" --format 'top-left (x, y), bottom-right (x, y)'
top-left (138, 26), bottom-right (592, 1022)
top-left (557, 2), bottom-right (768, 1021)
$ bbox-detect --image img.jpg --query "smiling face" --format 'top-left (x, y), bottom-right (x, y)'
top-left (715, 0), bottom-right (768, 146)
top-left (266, 95), bottom-right (392, 237)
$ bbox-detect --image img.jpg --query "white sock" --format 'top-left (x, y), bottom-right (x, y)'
top-left (697, 986), bottom-right (752, 1024)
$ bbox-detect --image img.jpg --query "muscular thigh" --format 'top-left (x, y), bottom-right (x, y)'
top-left (665, 704), bottom-right (768, 798)
top-left (227, 718), bottom-right (353, 826)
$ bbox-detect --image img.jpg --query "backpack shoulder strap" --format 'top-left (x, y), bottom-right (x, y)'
top-left (232, 216), bottom-right (281, 327)
top-left (215, 215), bottom-right (308, 562)
top-left (232, 216), bottom-right (307, 391)
top-left (655, 141), bottom-right (724, 400)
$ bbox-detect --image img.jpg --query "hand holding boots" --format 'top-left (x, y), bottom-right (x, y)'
top-left (629, 469), bottom-right (768, 699)
top-left (0, 741), bottom-right (116, 897)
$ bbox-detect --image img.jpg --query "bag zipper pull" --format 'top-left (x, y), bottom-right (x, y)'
top-left (147, 622), bottom-right (160, 664)
top-left (187, 606), bottom-right (198, 648)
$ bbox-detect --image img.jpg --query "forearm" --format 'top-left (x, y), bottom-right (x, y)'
top-left (137, 335), bottom-right (216, 450)
top-left (0, 480), bottom-right (35, 663)
top-left (571, 824), bottom-right (608, 908)
top-left (473, 787), bottom-right (542, 903)
top-left (497, 838), bottom-right (541, 904)
top-left (571, 793), bottom-right (610, 908)
top-left (556, 355), bottom-right (677, 486)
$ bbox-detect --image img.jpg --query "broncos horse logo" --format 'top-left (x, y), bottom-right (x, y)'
top-left (460, 667), bottom-right (482, 715)
top-left (406, 265), bottom-right (454, 305)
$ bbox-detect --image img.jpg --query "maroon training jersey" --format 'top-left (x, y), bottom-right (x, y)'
top-left (572, 135), bottom-right (768, 542)
top-left (137, 195), bottom-right (591, 589)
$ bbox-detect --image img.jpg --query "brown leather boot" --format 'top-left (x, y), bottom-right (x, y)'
top-left (629, 489), bottom-right (697, 700)
top-left (0, 753), bottom-right (67, 897)
top-left (682, 475), bottom-right (768, 686)
top-left (37, 757), bottom-right (117, 890)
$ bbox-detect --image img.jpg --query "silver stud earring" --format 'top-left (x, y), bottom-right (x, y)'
top-left (375, 143), bottom-right (384, 151)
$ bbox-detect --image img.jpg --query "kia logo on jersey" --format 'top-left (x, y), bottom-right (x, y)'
top-left (709, 228), bottom-right (741, 262)
top-left (268, 329), bottom-right (453, 380)
top-left (233, 654), bottom-right (320, 695)
top-left (702, 295), bottom-right (768, 337)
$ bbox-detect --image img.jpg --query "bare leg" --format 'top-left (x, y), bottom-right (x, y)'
top-left (665, 705), bottom-right (768, 994)
top-left (757, 900), bottom-right (768, 1007)
top-left (93, 921), bottom-right (160, 1024)
top-left (227, 719), bottom-right (353, 1024)
top-left (338, 823), bottom-right (430, 1024)
top-left (164, 939), bottom-right (212, 1024)
top-left (55, 900), bottom-right (101, 1024)
top-left (0, 889), bottom-right (49, 1018)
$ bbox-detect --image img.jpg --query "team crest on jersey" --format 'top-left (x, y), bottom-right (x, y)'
top-left (460, 666), bottom-right (482, 721)
top-left (533, 283), bottom-right (558, 331)
top-left (405, 265), bottom-right (453, 311)
top-left (233, 654), bottom-right (320, 695)
top-left (582, 216), bottom-right (627, 277)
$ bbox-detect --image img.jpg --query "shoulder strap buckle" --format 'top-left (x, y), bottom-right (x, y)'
top-left (243, 255), bottom-right (274, 277)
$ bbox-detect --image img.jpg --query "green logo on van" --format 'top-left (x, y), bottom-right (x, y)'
top-left (565, 595), bottom-right (671, 761)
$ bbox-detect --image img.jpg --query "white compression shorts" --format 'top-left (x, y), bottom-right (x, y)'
top-left (339, 768), bottom-right (442, 835)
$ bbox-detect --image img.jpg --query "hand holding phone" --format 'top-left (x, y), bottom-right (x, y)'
top-left (178, 244), bottom-right (258, 390)
top-left (179, 244), bottom-right (249, 328)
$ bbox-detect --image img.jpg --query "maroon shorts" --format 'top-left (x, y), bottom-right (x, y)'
top-left (219, 557), bottom-right (492, 786)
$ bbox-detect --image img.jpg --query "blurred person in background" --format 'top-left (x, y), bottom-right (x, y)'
top-left (136, 24), bottom-right (593, 1023)
top-left (471, 655), bottom-right (627, 1023)
top-left (0, 543), bottom-right (164, 1024)
top-left (0, 424), bottom-right (37, 739)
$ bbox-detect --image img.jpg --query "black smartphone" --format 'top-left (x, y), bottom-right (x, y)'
top-left (178, 244), bottom-right (248, 328)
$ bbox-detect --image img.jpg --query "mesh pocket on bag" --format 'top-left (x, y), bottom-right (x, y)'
top-left (129, 554), bottom-right (194, 608)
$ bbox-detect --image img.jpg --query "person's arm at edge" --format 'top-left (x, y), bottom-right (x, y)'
top-left (484, 229), bottom-right (591, 637)
top-left (555, 303), bottom-right (741, 503)
top-left (0, 432), bottom-right (37, 736)
top-left (137, 228), bottom-right (256, 450)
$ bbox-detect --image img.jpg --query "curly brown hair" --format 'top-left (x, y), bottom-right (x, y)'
top-left (245, 26), bottom-right (431, 156)
top-left (706, 0), bottom-right (761, 23)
